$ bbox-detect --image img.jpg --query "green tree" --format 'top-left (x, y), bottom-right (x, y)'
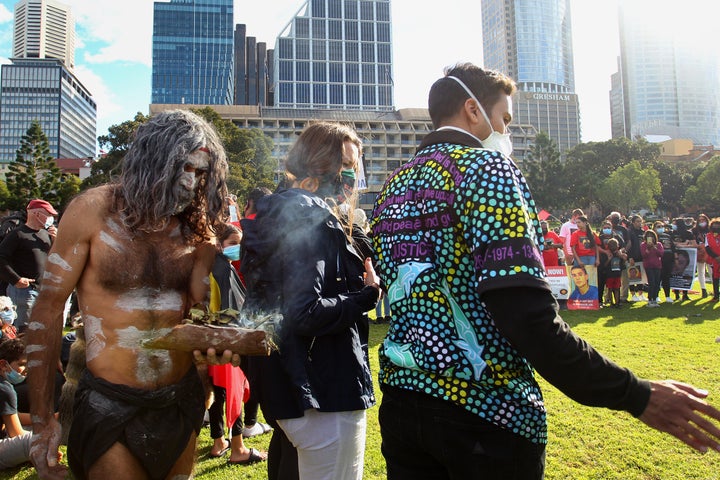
top-left (596, 160), bottom-right (661, 213)
top-left (4, 120), bottom-right (78, 211)
top-left (562, 137), bottom-right (661, 211)
top-left (82, 112), bottom-right (150, 189)
top-left (191, 107), bottom-right (275, 201)
top-left (522, 131), bottom-right (564, 211)
top-left (683, 155), bottom-right (720, 212)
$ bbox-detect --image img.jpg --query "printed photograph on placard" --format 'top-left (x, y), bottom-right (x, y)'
top-left (567, 264), bottom-right (599, 310)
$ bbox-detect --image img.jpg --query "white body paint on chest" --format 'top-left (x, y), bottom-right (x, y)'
top-left (115, 325), bottom-right (174, 384)
top-left (83, 314), bottom-right (107, 363)
top-left (99, 230), bottom-right (124, 252)
top-left (114, 288), bottom-right (183, 312)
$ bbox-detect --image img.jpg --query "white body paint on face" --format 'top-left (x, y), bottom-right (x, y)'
top-left (27, 360), bottom-right (43, 368)
top-left (114, 288), bottom-right (183, 312)
top-left (175, 149), bottom-right (210, 211)
top-left (99, 231), bottom-right (123, 252)
top-left (115, 325), bottom-right (174, 384)
top-left (47, 253), bottom-right (72, 271)
top-left (83, 314), bottom-right (107, 363)
top-left (27, 322), bottom-right (46, 331)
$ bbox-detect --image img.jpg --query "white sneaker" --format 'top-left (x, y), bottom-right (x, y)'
top-left (242, 422), bottom-right (273, 438)
top-left (647, 301), bottom-right (659, 307)
top-left (665, 298), bottom-right (673, 304)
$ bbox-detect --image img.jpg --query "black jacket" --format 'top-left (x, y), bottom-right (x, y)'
top-left (240, 188), bottom-right (378, 420)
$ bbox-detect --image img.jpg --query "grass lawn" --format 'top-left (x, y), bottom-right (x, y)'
top-left (5, 293), bottom-right (720, 479)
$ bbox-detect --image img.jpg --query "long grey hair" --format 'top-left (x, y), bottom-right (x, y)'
top-left (113, 110), bottom-right (228, 242)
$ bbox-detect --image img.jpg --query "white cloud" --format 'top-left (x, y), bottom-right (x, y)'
top-left (74, 65), bottom-right (122, 124)
top-left (66, 0), bottom-right (154, 66)
top-left (0, 4), bottom-right (11, 24)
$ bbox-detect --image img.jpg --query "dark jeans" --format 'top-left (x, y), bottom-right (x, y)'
top-left (646, 268), bottom-right (661, 301)
top-left (380, 385), bottom-right (546, 480)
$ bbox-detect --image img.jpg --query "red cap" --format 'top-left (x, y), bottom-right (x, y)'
top-left (27, 199), bottom-right (58, 215)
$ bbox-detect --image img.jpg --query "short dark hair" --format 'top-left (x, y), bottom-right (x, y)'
top-left (428, 63), bottom-right (516, 128)
top-left (245, 187), bottom-right (272, 215)
top-left (0, 337), bottom-right (25, 363)
top-left (570, 265), bottom-right (587, 275)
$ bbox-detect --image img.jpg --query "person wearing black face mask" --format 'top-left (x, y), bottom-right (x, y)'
top-left (705, 218), bottom-right (720, 302)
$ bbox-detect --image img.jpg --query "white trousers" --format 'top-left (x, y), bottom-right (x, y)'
top-left (278, 409), bottom-right (366, 480)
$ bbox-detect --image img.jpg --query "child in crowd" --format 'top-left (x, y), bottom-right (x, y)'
top-left (206, 223), bottom-right (267, 465)
top-left (0, 337), bottom-right (33, 469)
top-left (604, 238), bottom-right (627, 308)
top-left (0, 297), bottom-right (18, 340)
top-left (641, 230), bottom-right (664, 307)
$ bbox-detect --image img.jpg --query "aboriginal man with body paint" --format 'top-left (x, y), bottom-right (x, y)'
top-left (26, 110), bottom-right (236, 480)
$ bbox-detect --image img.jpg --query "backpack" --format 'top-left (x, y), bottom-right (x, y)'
top-left (0, 211), bottom-right (26, 243)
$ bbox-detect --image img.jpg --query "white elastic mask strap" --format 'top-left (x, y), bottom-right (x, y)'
top-left (446, 76), bottom-right (495, 132)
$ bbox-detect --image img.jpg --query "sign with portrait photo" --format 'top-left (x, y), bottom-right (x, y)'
top-left (669, 247), bottom-right (697, 290)
top-left (626, 261), bottom-right (647, 285)
top-left (567, 264), bottom-right (599, 310)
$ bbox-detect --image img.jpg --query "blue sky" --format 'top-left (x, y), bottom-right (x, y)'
top-left (0, 0), bottom-right (714, 151)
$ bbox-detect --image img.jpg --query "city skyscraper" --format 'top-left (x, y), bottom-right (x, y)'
top-left (0, 0), bottom-right (95, 167)
top-left (481, 0), bottom-right (581, 159)
top-left (151, 0), bottom-right (234, 105)
top-left (234, 24), bottom-right (273, 106)
top-left (273, 0), bottom-right (394, 111)
top-left (12, 0), bottom-right (75, 69)
top-left (0, 59), bottom-right (97, 164)
top-left (611, 1), bottom-right (720, 146)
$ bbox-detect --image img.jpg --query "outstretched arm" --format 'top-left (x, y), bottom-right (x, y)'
top-left (27, 195), bottom-right (94, 480)
top-left (483, 286), bottom-right (720, 454)
top-left (640, 381), bottom-right (720, 453)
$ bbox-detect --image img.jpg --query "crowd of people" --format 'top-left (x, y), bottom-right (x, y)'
top-left (542, 207), bottom-right (720, 306)
top-left (0, 64), bottom-right (719, 480)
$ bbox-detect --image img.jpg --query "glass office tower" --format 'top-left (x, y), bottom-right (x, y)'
top-left (274, 0), bottom-right (394, 111)
top-left (0, 58), bottom-right (97, 164)
top-left (482, 0), bottom-right (580, 158)
top-left (611, 1), bottom-right (720, 146)
top-left (152, 0), bottom-right (234, 105)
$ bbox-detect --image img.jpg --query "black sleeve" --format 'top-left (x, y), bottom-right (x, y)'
top-left (0, 231), bottom-right (21, 284)
top-left (482, 287), bottom-right (651, 417)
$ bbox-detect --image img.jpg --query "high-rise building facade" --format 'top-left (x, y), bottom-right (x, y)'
top-left (611, 1), bottom-right (720, 146)
top-left (1, 0), bottom-right (95, 169)
top-left (0, 58), bottom-right (97, 164)
top-left (273, 0), bottom-right (394, 111)
top-left (151, 0), bottom-right (234, 105)
top-left (12, 0), bottom-right (75, 69)
top-left (481, 0), bottom-right (581, 159)
top-left (234, 24), bottom-right (273, 106)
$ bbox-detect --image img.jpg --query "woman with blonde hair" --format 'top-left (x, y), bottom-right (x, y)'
top-left (241, 122), bottom-right (381, 480)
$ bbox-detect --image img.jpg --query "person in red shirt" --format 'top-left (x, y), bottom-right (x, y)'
top-left (570, 216), bottom-right (601, 267)
top-left (540, 221), bottom-right (562, 268)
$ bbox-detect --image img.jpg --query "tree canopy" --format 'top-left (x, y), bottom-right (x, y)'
top-left (3, 120), bottom-right (79, 212)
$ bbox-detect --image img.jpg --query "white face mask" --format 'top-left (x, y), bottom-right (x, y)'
top-left (446, 76), bottom-right (513, 158)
